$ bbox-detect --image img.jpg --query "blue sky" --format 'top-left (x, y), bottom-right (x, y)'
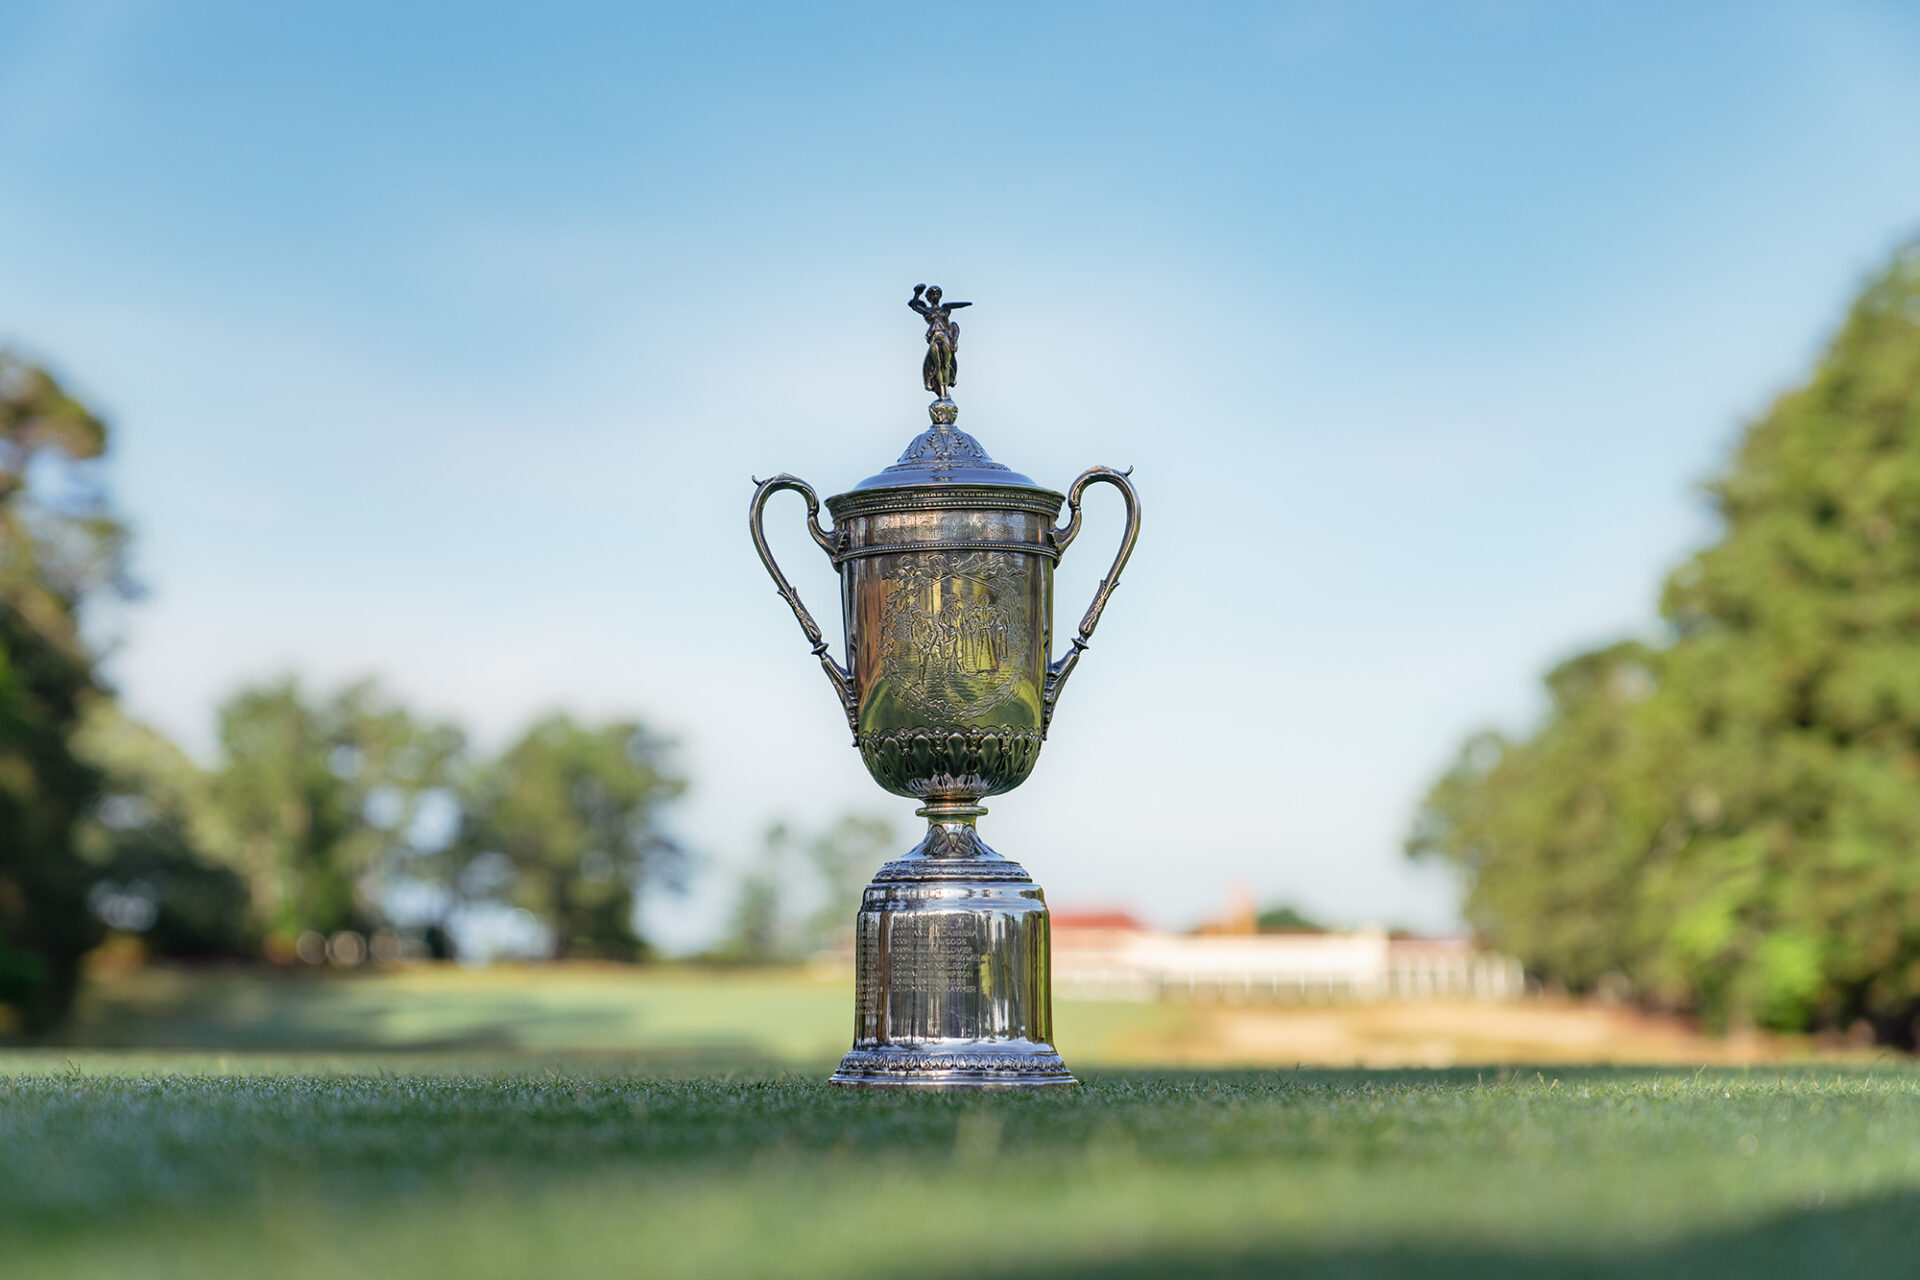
top-left (3, 1), bottom-right (1918, 949)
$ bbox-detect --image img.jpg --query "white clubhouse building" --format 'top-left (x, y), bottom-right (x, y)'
top-left (1050, 911), bottom-right (1525, 1003)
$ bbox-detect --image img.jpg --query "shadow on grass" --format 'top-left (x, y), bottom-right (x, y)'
top-left (994, 1187), bottom-right (1920, 1280)
top-left (50, 965), bottom-right (854, 1063)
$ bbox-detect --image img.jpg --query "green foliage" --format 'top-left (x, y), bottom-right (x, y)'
top-left (711, 813), bottom-right (895, 963)
top-left (1256, 903), bottom-right (1324, 932)
top-left (455, 714), bottom-right (685, 960)
top-left (796, 812), bottom-right (893, 951)
top-left (0, 343), bottom-right (700, 998)
top-left (1411, 239), bottom-right (1920, 1037)
top-left (75, 682), bottom-right (689, 965)
top-left (0, 351), bottom-right (126, 1029)
top-left (715, 838), bottom-right (786, 963)
top-left (0, 353), bottom-right (120, 614)
top-left (72, 706), bottom-right (251, 959)
top-left (210, 679), bottom-right (465, 938)
top-left (0, 606), bottom-right (100, 1028)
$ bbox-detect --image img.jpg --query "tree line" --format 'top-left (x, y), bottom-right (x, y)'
top-left (21, 238), bottom-right (1920, 1044)
top-left (1411, 236), bottom-right (1920, 1044)
top-left (0, 349), bottom-right (689, 1030)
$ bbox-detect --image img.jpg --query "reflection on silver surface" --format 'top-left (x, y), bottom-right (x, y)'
top-left (834, 822), bottom-right (1068, 1088)
top-left (748, 288), bottom-right (1140, 1089)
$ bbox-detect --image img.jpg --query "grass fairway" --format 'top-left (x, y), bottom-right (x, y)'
top-left (58, 964), bottom-right (1824, 1067)
top-left (3, 1061), bottom-right (1919, 1277)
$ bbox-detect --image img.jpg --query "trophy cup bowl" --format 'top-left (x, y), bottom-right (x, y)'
top-left (748, 295), bottom-right (1140, 1090)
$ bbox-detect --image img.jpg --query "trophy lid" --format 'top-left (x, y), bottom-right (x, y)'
top-left (841, 284), bottom-right (1055, 497)
top-left (847, 401), bottom-right (1042, 491)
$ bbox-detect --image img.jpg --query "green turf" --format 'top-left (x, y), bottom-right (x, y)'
top-left (2, 1061), bottom-right (1918, 1277)
top-left (53, 965), bottom-right (1203, 1066)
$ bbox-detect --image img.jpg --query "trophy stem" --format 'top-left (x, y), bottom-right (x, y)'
top-left (906, 797), bottom-right (996, 861)
top-left (828, 805), bottom-right (1076, 1091)
top-left (915, 797), bottom-right (988, 822)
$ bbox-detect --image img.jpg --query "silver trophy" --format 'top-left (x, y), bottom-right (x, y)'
top-left (749, 285), bottom-right (1141, 1089)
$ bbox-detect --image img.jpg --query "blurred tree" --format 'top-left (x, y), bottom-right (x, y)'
top-left (1255, 903), bottom-right (1324, 933)
top-left (72, 705), bottom-right (250, 959)
top-left (711, 813), bottom-right (894, 963)
top-left (455, 715), bottom-right (684, 960)
top-left (1410, 239), bottom-right (1920, 1039)
top-left (0, 350), bottom-right (130, 1029)
top-left (0, 606), bottom-right (102, 1027)
top-left (713, 823), bottom-right (791, 964)
top-left (798, 813), bottom-right (893, 952)
top-left (210, 679), bottom-right (466, 940)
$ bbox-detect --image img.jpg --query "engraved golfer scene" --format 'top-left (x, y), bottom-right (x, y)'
top-left (882, 553), bottom-right (1022, 710)
top-left (5, 4), bottom-right (1919, 1276)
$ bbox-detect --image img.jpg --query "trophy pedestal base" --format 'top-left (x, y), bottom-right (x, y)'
top-left (830, 1042), bottom-right (1076, 1090)
top-left (829, 821), bottom-right (1075, 1092)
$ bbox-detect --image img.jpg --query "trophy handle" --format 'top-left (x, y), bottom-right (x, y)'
top-left (1043, 466), bottom-right (1141, 729)
top-left (749, 474), bottom-right (858, 735)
